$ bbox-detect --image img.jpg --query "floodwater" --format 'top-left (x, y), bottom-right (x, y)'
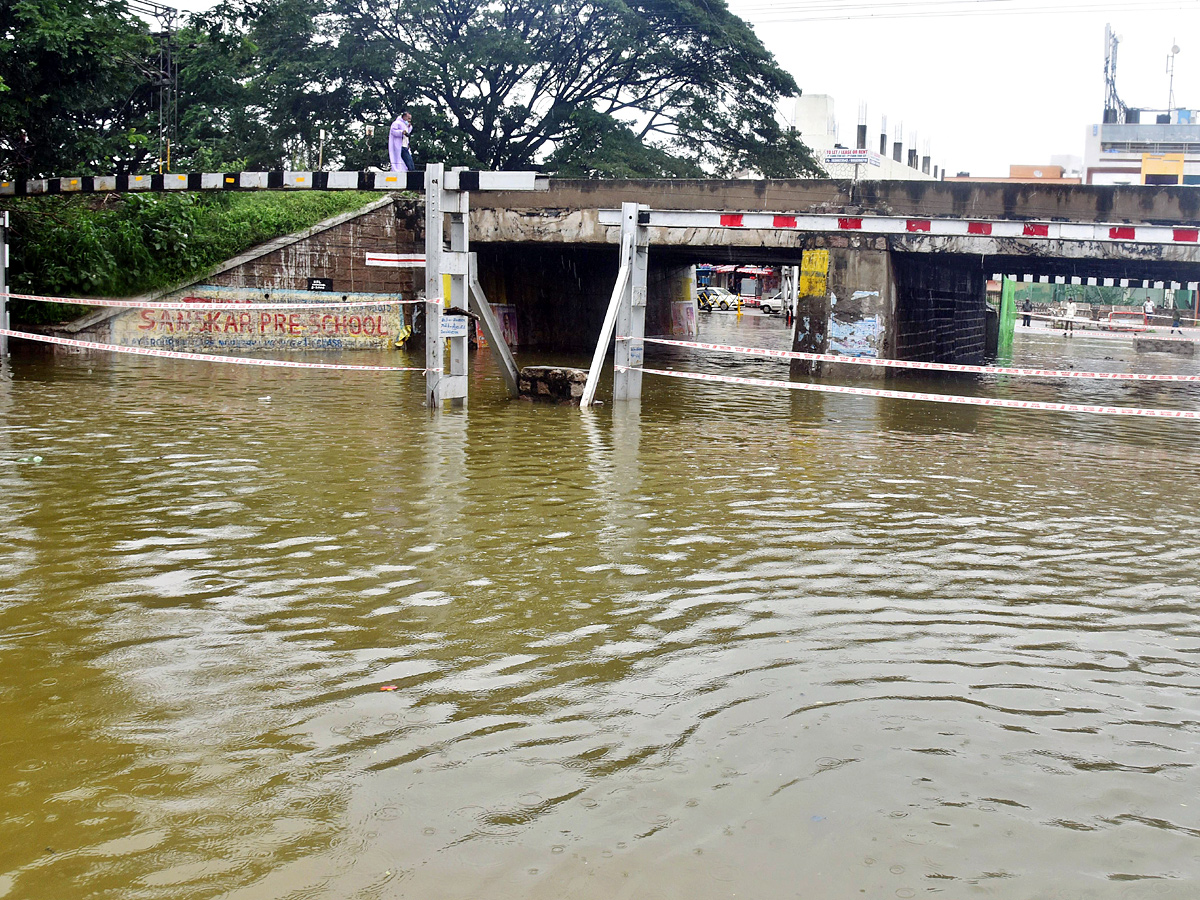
top-left (2, 312), bottom-right (1200, 900)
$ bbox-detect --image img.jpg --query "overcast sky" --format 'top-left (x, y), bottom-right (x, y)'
top-left (155, 0), bottom-right (1198, 177)
top-left (726, 0), bottom-right (1200, 176)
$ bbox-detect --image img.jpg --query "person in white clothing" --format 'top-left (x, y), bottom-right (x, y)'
top-left (1144, 297), bottom-right (1155, 324)
top-left (388, 112), bottom-right (415, 172)
top-left (1064, 297), bottom-right (1077, 336)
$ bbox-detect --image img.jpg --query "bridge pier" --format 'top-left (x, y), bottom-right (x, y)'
top-left (791, 243), bottom-right (991, 373)
top-left (791, 244), bottom-right (897, 375)
top-left (892, 253), bottom-right (989, 364)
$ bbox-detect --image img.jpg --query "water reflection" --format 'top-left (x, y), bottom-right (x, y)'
top-left (1, 320), bottom-right (1200, 899)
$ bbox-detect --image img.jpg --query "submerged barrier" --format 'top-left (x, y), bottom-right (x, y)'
top-left (623, 365), bottom-right (1200, 421)
top-left (0, 329), bottom-right (425, 372)
top-left (633, 337), bottom-right (1200, 383)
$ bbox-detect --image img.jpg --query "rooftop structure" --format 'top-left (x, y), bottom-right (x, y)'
top-left (790, 95), bottom-right (940, 182)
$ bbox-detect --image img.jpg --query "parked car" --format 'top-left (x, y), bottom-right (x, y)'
top-left (698, 286), bottom-right (741, 311)
top-left (760, 292), bottom-right (788, 315)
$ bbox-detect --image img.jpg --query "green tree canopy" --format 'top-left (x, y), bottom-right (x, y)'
top-left (0, 0), bottom-right (157, 177)
top-left (333, 0), bottom-right (819, 176)
top-left (2, 0), bottom-right (818, 179)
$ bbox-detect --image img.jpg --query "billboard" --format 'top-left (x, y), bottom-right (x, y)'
top-left (823, 149), bottom-right (882, 167)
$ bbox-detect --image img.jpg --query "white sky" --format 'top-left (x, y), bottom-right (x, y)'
top-left (727, 0), bottom-right (1200, 176)
top-left (154, 0), bottom-right (1199, 177)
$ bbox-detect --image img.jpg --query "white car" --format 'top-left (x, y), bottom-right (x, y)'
top-left (697, 286), bottom-right (741, 311)
top-left (759, 292), bottom-right (788, 315)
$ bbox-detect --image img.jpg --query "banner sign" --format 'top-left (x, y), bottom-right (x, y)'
top-left (823, 149), bottom-right (882, 167)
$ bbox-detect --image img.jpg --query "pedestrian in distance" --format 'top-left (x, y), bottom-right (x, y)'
top-left (1063, 297), bottom-right (1077, 336)
top-left (388, 111), bottom-right (415, 173)
top-left (1144, 297), bottom-right (1155, 325)
top-left (1171, 308), bottom-right (1184, 335)
top-left (1021, 297), bottom-right (1032, 327)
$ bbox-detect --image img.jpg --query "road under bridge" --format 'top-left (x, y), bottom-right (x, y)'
top-left (468, 179), bottom-right (1200, 366)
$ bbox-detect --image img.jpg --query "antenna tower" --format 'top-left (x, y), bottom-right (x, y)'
top-left (1103, 23), bottom-right (1127, 123)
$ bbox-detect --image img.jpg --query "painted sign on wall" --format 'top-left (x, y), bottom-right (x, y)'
top-left (110, 287), bottom-right (402, 351)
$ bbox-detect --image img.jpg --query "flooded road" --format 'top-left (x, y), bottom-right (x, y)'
top-left (3, 312), bottom-right (1200, 899)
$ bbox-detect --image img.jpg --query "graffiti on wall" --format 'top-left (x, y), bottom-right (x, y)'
top-left (111, 288), bottom-right (402, 351)
top-left (830, 291), bottom-right (882, 357)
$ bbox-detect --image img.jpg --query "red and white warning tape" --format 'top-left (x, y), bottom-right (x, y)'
top-left (621, 366), bottom-right (1200, 420)
top-left (631, 337), bottom-right (1200, 383)
top-left (0, 329), bottom-right (426, 372)
top-left (0, 291), bottom-right (419, 311)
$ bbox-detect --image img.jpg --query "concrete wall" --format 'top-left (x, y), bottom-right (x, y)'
top-left (472, 179), bottom-right (1200, 227)
top-left (791, 244), bottom-right (897, 377)
top-left (204, 198), bottom-right (422, 295)
top-left (892, 254), bottom-right (989, 363)
top-left (64, 197), bottom-right (425, 351)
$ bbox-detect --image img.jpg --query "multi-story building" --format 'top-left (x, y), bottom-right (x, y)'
top-left (1083, 109), bottom-right (1200, 185)
top-left (945, 164), bottom-right (1082, 184)
top-left (791, 95), bottom-right (940, 182)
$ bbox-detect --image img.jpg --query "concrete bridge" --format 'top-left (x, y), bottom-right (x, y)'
top-left (7, 171), bottom-right (1200, 377)
top-left (469, 179), bottom-right (1200, 366)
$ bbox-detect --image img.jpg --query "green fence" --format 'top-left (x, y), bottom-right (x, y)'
top-left (1004, 282), bottom-right (1195, 309)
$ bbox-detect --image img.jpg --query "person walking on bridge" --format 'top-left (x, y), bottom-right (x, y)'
top-left (388, 112), bottom-right (415, 173)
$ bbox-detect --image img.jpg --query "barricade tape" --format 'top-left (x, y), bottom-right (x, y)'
top-left (629, 336), bottom-right (1200, 383)
top-left (0, 291), bottom-right (419, 311)
top-left (619, 366), bottom-right (1200, 420)
top-left (0, 329), bottom-right (426, 372)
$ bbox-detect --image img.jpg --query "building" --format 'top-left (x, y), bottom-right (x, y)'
top-left (791, 95), bottom-right (940, 182)
top-left (945, 164), bottom-right (1082, 184)
top-left (1083, 109), bottom-right (1200, 185)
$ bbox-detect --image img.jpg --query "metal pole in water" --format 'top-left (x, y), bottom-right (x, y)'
top-left (581, 225), bottom-right (633, 408)
top-left (424, 164), bottom-right (444, 407)
top-left (613, 203), bottom-right (648, 401)
top-left (0, 210), bottom-right (8, 357)
top-left (446, 186), bottom-right (470, 408)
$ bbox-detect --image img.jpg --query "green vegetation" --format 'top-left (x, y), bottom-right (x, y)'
top-left (1, 0), bottom-right (818, 181)
top-left (3, 191), bottom-right (376, 324)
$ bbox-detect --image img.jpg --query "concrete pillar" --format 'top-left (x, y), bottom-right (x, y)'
top-left (857, 124), bottom-right (868, 150)
top-left (613, 202), bottom-right (648, 401)
top-left (922, 156), bottom-right (931, 175)
top-left (791, 244), bottom-right (897, 378)
top-left (879, 133), bottom-right (888, 155)
top-left (907, 149), bottom-right (918, 169)
top-left (893, 141), bottom-right (903, 162)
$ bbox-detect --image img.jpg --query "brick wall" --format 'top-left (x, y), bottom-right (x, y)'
top-left (69, 196), bottom-right (428, 352)
top-left (206, 197), bottom-right (423, 295)
top-left (893, 254), bottom-right (988, 363)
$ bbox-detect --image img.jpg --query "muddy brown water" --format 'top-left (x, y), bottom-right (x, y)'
top-left (2, 313), bottom-right (1200, 899)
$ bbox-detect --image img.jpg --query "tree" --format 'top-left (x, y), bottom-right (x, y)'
top-left (332, 0), bottom-right (820, 176)
top-left (173, 0), bottom-right (353, 171)
top-left (0, 0), bottom-right (157, 177)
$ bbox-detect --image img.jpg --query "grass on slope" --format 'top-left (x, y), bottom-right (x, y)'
top-left (2, 190), bottom-right (378, 324)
